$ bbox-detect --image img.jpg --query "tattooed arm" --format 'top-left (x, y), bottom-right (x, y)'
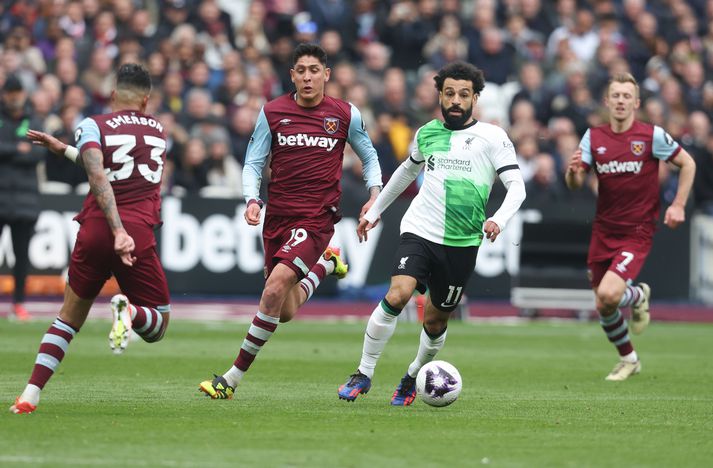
top-left (82, 147), bottom-right (136, 266)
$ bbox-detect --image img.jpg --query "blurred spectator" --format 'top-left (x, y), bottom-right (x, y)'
top-left (307, 0), bottom-right (352, 40)
top-left (423, 14), bottom-right (467, 69)
top-left (356, 41), bottom-right (390, 101)
top-left (29, 88), bottom-right (61, 134)
top-left (43, 105), bottom-right (87, 189)
top-left (4, 26), bottom-right (45, 76)
top-left (319, 29), bottom-right (352, 64)
top-left (179, 87), bottom-right (213, 130)
top-left (0, 76), bottom-right (44, 320)
top-left (525, 152), bottom-right (567, 202)
top-left (470, 26), bottom-right (516, 85)
top-left (515, 135), bottom-right (540, 183)
top-left (546, 6), bottom-right (599, 64)
top-left (626, 11), bottom-right (668, 81)
top-left (80, 47), bottom-right (115, 112)
top-left (172, 137), bottom-right (209, 194)
top-left (378, 0), bottom-right (438, 72)
top-left (229, 106), bottom-right (258, 166)
top-left (202, 126), bottom-right (242, 198)
top-left (510, 61), bottom-right (552, 125)
top-left (520, 0), bottom-right (556, 38)
top-left (374, 67), bottom-right (408, 115)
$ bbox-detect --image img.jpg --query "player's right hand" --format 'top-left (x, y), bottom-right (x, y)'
top-left (114, 230), bottom-right (136, 267)
top-left (244, 203), bottom-right (262, 225)
top-left (357, 217), bottom-right (378, 243)
top-left (568, 149), bottom-right (583, 173)
top-left (26, 129), bottom-right (66, 155)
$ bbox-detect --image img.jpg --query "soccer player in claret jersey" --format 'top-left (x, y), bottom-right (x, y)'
top-left (565, 73), bottom-right (696, 381)
top-left (10, 63), bottom-right (171, 414)
top-left (199, 43), bottom-right (382, 400)
top-left (338, 62), bottom-right (526, 405)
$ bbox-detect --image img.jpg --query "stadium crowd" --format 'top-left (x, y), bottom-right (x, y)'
top-left (1, 0), bottom-right (712, 212)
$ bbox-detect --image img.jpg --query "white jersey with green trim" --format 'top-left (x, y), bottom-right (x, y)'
top-left (402, 119), bottom-right (518, 247)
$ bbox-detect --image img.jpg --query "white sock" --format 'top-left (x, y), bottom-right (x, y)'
top-left (223, 365), bottom-right (245, 388)
top-left (407, 327), bottom-right (448, 377)
top-left (319, 255), bottom-right (334, 275)
top-left (622, 351), bottom-right (639, 363)
top-left (357, 301), bottom-right (399, 378)
top-left (20, 384), bottom-right (41, 406)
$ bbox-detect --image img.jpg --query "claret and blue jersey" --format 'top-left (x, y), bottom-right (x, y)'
top-left (242, 93), bottom-right (382, 218)
top-left (74, 110), bottom-right (167, 227)
top-left (579, 120), bottom-right (681, 229)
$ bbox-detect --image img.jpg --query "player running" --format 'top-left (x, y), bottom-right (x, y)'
top-left (338, 61), bottom-right (526, 405)
top-left (199, 43), bottom-right (382, 400)
top-left (565, 73), bottom-right (696, 381)
top-left (11, 63), bottom-right (171, 414)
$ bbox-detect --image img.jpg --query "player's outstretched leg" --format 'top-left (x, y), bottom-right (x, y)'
top-left (630, 283), bottom-right (651, 335)
top-left (338, 371), bottom-right (372, 401)
top-left (109, 294), bottom-right (132, 354)
top-left (10, 317), bottom-right (79, 414)
top-left (390, 373), bottom-right (417, 406)
top-left (199, 311), bottom-right (279, 400)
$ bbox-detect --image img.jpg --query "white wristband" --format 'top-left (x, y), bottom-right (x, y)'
top-left (64, 145), bottom-right (79, 163)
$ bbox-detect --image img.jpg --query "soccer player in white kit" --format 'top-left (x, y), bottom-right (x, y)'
top-left (338, 62), bottom-right (527, 405)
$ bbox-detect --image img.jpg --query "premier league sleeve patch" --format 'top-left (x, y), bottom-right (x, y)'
top-left (324, 117), bottom-right (339, 134)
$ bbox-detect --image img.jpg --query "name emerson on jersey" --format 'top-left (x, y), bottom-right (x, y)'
top-left (102, 113), bottom-right (165, 132)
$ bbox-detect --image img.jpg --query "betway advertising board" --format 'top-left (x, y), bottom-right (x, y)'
top-left (0, 192), bottom-right (691, 299)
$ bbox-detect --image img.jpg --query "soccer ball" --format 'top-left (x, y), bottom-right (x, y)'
top-left (416, 360), bottom-right (462, 407)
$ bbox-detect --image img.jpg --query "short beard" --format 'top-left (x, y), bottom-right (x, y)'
top-left (441, 104), bottom-right (471, 129)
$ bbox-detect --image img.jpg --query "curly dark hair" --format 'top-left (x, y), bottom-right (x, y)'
top-left (292, 43), bottom-right (328, 67)
top-left (433, 62), bottom-right (485, 95)
top-left (116, 63), bottom-right (151, 92)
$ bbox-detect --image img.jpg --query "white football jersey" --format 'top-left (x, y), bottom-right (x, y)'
top-left (401, 119), bottom-right (518, 247)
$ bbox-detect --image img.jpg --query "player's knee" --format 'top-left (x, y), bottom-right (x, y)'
top-left (596, 289), bottom-right (620, 310)
top-left (384, 289), bottom-right (412, 310)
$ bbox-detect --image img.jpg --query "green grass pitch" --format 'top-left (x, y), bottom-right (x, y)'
top-left (1, 318), bottom-right (712, 467)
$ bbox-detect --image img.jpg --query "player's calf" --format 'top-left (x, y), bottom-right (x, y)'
top-left (109, 295), bottom-right (169, 352)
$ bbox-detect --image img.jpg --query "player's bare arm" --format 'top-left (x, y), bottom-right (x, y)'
top-left (565, 148), bottom-right (586, 190)
top-left (83, 147), bottom-right (136, 266)
top-left (26, 129), bottom-right (85, 169)
top-left (664, 148), bottom-right (697, 229)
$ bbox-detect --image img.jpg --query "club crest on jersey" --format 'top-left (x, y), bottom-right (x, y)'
top-left (323, 117), bottom-right (339, 134)
top-left (631, 140), bottom-right (646, 156)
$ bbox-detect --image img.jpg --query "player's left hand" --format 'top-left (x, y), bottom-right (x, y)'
top-left (114, 230), bottom-right (136, 266)
top-left (664, 203), bottom-right (685, 229)
top-left (26, 129), bottom-right (66, 155)
top-left (483, 220), bottom-right (501, 242)
top-left (357, 217), bottom-right (379, 243)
